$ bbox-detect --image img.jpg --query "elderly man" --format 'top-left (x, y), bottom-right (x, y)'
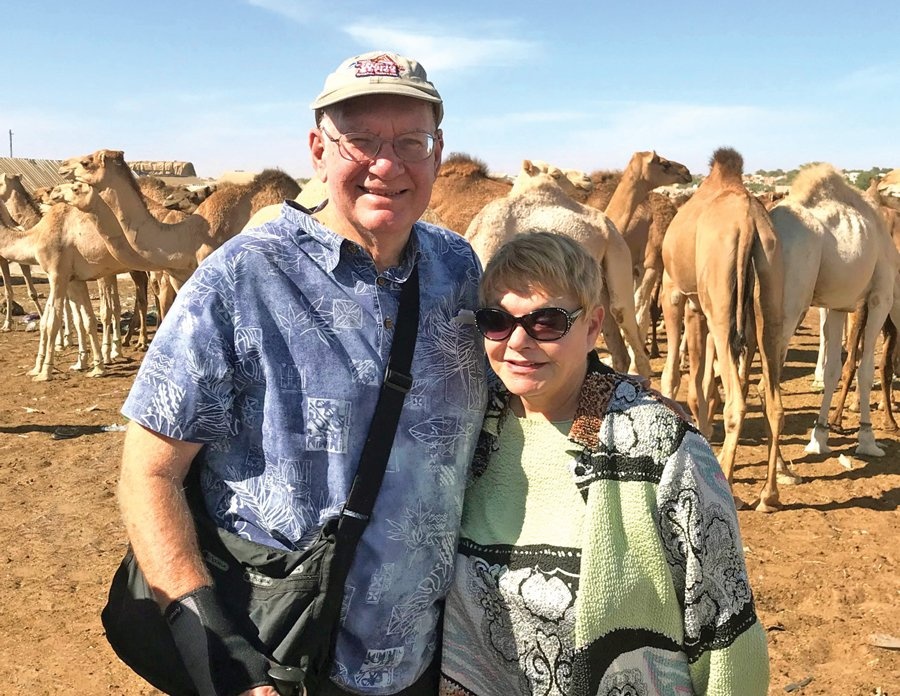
top-left (116, 51), bottom-right (486, 696)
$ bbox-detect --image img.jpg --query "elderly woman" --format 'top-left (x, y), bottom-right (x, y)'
top-left (440, 232), bottom-right (769, 696)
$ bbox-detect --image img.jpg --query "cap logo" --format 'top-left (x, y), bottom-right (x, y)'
top-left (352, 54), bottom-right (403, 79)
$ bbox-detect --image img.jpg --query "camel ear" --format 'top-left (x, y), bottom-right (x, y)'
top-left (522, 159), bottom-right (537, 176)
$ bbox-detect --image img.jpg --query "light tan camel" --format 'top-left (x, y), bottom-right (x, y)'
top-left (0, 197), bottom-right (118, 379)
top-left (770, 164), bottom-right (898, 458)
top-left (53, 182), bottom-right (157, 352)
top-left (466, 158), bottom-right (651, 377)
top-left (0, 174), bottom-right (46, 329)
top-left (660, 147), bottom-right (786, 512)
top-left (63, 149), bottom-right (301, 275)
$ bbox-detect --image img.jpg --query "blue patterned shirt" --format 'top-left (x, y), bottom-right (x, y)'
top-left (122, 202), bottom-right (488, 694)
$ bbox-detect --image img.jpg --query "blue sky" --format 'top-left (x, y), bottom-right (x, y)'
top-left (4, 1), bottom-right (899, 180)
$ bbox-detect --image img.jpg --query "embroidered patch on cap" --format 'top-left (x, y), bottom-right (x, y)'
top-left (352, 54), bottom-right (403, 79)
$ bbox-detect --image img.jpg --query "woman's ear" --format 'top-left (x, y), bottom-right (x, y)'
top-left (586, 305), bottom-right (605, 347)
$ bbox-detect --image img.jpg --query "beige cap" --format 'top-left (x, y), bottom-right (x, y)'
top-left (311, 51), bottom-right (443, 125)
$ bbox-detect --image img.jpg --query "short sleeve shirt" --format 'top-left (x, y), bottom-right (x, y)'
top-left (122, 202), bottom-right (488, 693)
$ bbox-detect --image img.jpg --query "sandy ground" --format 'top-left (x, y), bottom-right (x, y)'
top-left (0, 276), bottom-right (897, 695)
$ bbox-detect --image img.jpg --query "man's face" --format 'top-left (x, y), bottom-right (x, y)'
top-left (309, 95), bottom-right (442, 245)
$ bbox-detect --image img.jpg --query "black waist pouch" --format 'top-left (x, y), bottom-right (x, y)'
top-left (102, 512), bottom-right (344, 696)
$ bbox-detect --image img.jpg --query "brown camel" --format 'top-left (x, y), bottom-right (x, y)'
top-left (62, 149), bottom-right (301, 275)
top-left (428, 153), bottom-right (512, 235)
top-left (661, 147), bottom-right (786, 512)
top-left (466, 158), bottom-right (651, 377)
top-left (584, 152), bottom-right (691, 347)
top-left (0, 174), bottom-right (46, 329)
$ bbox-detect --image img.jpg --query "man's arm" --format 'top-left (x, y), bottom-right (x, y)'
top-left (118, 420), bottom-right (207, 608)
top-left (118, 422), bottom-right (278, 696)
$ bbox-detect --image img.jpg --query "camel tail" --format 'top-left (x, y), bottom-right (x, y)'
top-left (729, 215), bottom-right (756, 360)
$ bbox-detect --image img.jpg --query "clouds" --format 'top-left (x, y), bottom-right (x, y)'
top-left (342, 24), bottom-right (536, 72)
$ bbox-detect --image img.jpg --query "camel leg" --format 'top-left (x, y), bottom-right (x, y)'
top-left (685, 303), bottom-right (712, 439)
top-left (599, 292), bottom-right (630, 372)
top-left (604, 237), bottom-right (652, 377)
top-left (0, 257), bottom-right (14, 331)
top-left (634, 265), bottom-right (659, 345)
top-left (68, 281), bottom-right (105, 378)
top-left (660, 272), bottom-right (685, 400)
top-left (829, 304), bottom-right (865, 432)
top-left (18, 264), bottom-right (43, 316)
top-left (67, 292), bottom-right (91, 371)
top-left (701, 329), bottom-right (720, 430)
top-left (125, 271), bottom-right (149, 351)
top-left (812, 307), bottom-right (827, 389)
top-left (855, 293), bottom-right (891, 456)
top-left (97, 276), bottom-right (123, 363)
top-left (806, 310), bottom-right (846, 454)
top-left (32, 272), bottom-right (72, 382)
top-left (752, 287), bottom-right (787, 513)
top-left (880, 316), bottom-right (898, 431)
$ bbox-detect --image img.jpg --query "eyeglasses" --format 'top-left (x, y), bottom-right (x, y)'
top-left (474, 306), bottom-right (584, 342)
top-left (320, 127), bottom-right (436, 163)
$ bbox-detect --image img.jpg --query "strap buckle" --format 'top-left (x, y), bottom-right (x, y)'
top-left (384, 368), bottom-right (413, 393)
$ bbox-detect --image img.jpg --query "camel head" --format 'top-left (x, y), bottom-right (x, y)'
top-left (60, 149), bottom-right (129, 187)
top-left (512, 159), bottom-right (592, 199)
top-left (634, 151), bottom-right (692, 187)
top-left (0, 173), bottom-right (23, 198)
top-left (52, 181), bottom-right (94, 210)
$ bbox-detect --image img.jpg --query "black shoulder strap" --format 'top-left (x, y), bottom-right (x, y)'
top-left (340, 263), bottom-right (420, 527)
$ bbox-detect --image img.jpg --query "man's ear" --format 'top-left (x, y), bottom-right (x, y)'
top-left (432, 129), bottom-right (444, 176)
top-left (309, 128), bottom-right (327, 182)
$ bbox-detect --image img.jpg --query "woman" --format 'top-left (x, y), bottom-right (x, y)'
top-left (440, 232), bottom-right (769, 695)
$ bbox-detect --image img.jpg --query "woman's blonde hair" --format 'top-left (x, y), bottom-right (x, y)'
top-left (478, 231), bottom-right (604, 310)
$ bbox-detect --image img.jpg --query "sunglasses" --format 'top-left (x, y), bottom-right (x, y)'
top-left (474, 306), bottom-right (584, 342)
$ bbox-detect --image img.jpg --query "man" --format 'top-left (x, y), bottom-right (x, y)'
top-left (118, 51), bottom-right (487, 696)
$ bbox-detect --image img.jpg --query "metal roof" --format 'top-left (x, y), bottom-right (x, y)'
top-left (0, 157), bottom-right (66, 193)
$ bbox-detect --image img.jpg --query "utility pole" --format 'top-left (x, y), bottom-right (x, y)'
top-left (8, 130), bottom-right (11, 158)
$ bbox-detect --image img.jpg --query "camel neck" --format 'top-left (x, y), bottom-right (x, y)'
top-left (605, 163), bottom-right (647, 235)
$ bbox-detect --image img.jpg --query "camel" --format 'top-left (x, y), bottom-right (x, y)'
top-left (770, 164), bottom-right (898, 459)
top-left (465, 158), bottom-right (651, 377)
top-left (53, 182), bottom-right (157, 352)
top-left (0, 174), bottom-right (46, 329)
top-left (241, 177), bottom-right (330, 230)
top-left (826, 177), bottom-right (900, 428)
top-left (0, 198), bottom-right (112, 379)
top-left (63, 149), bottom-right (301, 277)
top-left (428, 153), bottom-right (513, 235)
top-left (583, 152), bottom-right (692, 347)
top-left (660, 147), bottom-right (786, 512)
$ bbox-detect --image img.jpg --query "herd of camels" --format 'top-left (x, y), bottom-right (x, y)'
top-left (2, 145), bottom-right (900, 513)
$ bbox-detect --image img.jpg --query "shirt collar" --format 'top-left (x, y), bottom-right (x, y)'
top-left (281, 200), bottom-right (422, 280)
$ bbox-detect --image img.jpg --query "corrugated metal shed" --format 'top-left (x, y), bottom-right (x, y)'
top-left (0, 158), bottom-right (65, 193)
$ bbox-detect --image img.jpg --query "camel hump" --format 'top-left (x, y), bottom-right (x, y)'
top-left (709, 147), bottom-right (744, 178)
top-left (789, 163), bottom-right (868, 210)
top-left (440, 153), bottom-right (490, 178)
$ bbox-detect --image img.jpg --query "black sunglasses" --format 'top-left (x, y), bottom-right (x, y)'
top-left (474, 306), bottom-right (584, 342)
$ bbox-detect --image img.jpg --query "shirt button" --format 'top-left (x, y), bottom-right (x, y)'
top-left (384, 318), bottom-right (394, 329)
top-left (376, 277), bottom-right (387, 287)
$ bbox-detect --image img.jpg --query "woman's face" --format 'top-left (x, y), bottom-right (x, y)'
top-left (483, 287), bottom-right (604, 421)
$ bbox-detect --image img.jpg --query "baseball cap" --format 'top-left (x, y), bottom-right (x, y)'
top-left (311, 51), bottom-right (443, 125)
